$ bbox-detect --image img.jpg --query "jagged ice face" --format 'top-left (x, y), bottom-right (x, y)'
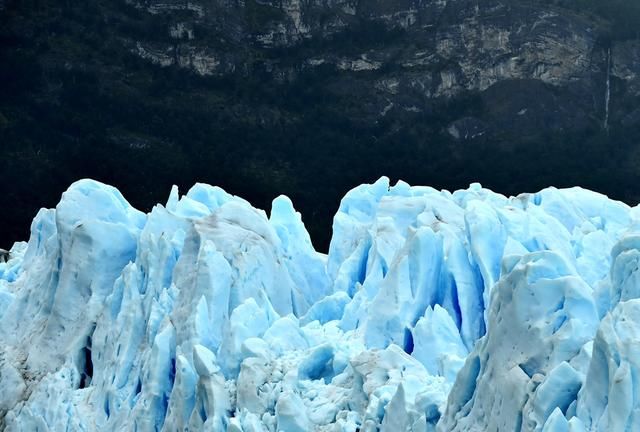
top-left (1, 177), bottom-right (639, 432)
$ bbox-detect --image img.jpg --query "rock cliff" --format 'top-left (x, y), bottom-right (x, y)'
top-left (1, 0), bottom-right (639, 250)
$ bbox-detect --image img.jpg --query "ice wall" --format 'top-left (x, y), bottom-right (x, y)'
top-left (0, 177), bottom-right (639, 431)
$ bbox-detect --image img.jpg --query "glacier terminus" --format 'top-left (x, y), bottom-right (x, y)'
top-left (1, 177), bottom-right (640, 431)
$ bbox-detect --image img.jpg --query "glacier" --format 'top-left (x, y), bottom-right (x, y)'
top-left (1, 177), bottom-right (640, 431)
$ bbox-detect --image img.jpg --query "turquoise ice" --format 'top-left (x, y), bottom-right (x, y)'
top-left (0, 177), bottom-right (639, 431)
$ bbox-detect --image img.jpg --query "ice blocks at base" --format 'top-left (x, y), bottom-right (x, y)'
top-left (1, 177), bottom-right (639, 431)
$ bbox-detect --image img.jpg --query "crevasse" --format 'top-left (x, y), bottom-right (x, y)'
top-left (1, 177), bottom-right (639, 431)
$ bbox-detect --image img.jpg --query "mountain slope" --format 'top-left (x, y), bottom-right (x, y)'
top-left (1, 0), bottom-right (640, 251)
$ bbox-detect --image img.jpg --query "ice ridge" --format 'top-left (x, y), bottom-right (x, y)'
top-left (1, 177), bottom-right (639, 431)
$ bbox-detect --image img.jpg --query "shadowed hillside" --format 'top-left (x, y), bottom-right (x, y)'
top-left (1, 0), bottom-right (640, 250)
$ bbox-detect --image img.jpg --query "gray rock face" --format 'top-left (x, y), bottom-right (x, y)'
top-left (447, 117), bottom-right (488, 141)
top-left (613, 41), bottom-right (640, 96)
top-left (123, 0), bottom-right (639, 135)
top-left (1, 0), bottom-right (639, 253)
